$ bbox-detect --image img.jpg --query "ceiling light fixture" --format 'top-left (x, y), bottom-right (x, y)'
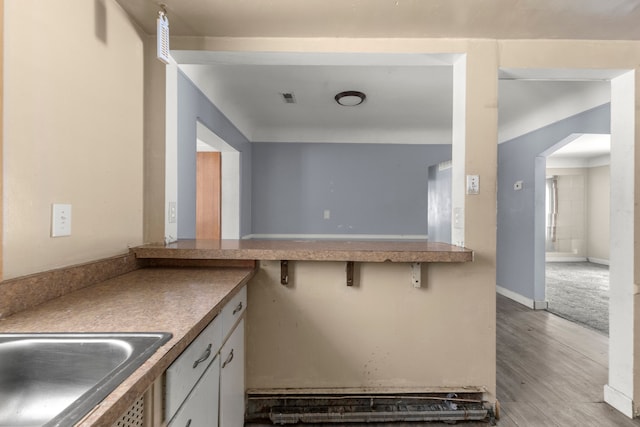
top-left (335, 91), bottom-right (366, 106)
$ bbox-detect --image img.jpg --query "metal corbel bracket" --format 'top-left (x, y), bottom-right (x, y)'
top-left (411, 262), bottom-right (422, 288)
top-left (281, 260), bottom-right (289, 285)
top-left (346, 261), bottom-right (355, 286)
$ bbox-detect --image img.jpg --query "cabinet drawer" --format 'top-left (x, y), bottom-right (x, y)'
top-left (221, 285), bottom-right (246, 340)
top-left (167, 356), bottom-right (220, 427)
top-left (165, 315), bottom-right (222, 421)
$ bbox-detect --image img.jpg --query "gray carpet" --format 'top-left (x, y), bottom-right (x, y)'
top-left (545, 261), bottom-right (609, 335)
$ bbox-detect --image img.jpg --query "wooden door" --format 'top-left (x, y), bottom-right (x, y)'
top-left (196, 152), bottom-right (221, 239)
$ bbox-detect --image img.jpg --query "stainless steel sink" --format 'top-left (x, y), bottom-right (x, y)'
top-left (0, 332), bottom-right (172, 427)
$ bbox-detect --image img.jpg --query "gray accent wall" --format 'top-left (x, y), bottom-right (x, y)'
top-left (251, 143), bottom-right (452, 236)
top-left (497, 103), bottom-right (610, 302)
top-left (177, 71), bottom-right (252, 238)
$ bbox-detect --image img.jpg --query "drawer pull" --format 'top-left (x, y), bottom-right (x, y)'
top-left (185, 420), bottom-right (192, 427)
top-left (192, 343), bottom-right (212, 369)
top-left (222, 348), bottom-right (234, 368)
top-left (232, 301), bottom-right (243, 315)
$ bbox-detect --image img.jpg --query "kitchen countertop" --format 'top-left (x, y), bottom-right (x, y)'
top-left (134, 239), bottom-right (473, 263)
top-left (0, 240), bottom-right (470, 425)
top-left (0, 266), bottom-right (256, 427)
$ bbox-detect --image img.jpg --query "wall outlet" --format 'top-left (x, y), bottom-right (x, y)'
top-left (51, 204), bottom-right (72, 237)
top-left (323, 209), bottom-right (331, 220)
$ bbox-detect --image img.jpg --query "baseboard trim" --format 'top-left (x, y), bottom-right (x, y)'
top-left (533, 300), bottom-right (549, 310)
top-left (496, 285), bottom-right (548, 310)
top-left (243, 233), bottom-right (429, 241)
top-left (546, 256), bottom-right (588, 262)
top-left (588, 257), bottom-right (610, 266)
top-left (604, 384), bottom-right (634, 418)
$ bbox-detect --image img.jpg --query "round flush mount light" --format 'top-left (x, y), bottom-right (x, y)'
top-left (335, 91), bottom-right (366, 106)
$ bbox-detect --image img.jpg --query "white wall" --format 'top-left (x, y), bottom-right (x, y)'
top-left (588, 165), bottom-right (610, 262)
top-left (544, 164), bottom-right (610, 263)
top-left (546, 168), bottom-right (588, 259)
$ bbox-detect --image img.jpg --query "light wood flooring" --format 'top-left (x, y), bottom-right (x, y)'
top-left (495, 294), bottom-right (639, 427)
top-left (247, 294), bottom-right (640, 426)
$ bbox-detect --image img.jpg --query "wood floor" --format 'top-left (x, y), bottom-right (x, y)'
top-left (247, 294), bottom-right (640, 426)
top-left (495, 294), bottom-right (640, 427)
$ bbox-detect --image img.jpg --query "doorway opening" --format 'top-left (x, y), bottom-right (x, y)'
top-left (543, 133), bottom-right (611, 335)
top-left (496, 68), bottom-right (635, 417)
top-left (196, 120), bottom-right (240, 239)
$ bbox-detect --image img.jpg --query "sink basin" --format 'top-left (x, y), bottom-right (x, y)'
top-left (0, 332), bottom-right (172, 427)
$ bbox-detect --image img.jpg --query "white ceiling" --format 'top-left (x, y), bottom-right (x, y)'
top-left (549, 134), bottom-right (611, 159)
top-left (498, 80), bottom-right (611, 143)
top-left (179, 53), bottom-right (456, 144)
top-left (179, 55), bottom-right (612, 147)
top-left (182, 63), bottom-right (453, 144)
top-left (547, 134), bottom-right (611, 168)
top-left (115, 0), bottom-right (619, 153)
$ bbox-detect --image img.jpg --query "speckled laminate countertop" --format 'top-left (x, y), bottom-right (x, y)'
top-left (134, 239), bottom-right (473, 263)
top-left (0, 266), bottom-right (256, 427)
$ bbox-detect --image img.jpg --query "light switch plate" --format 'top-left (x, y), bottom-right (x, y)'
top-left (453, 207), bottom-right (464, 229)
top-left (168, 201), bottom-right (177, 224)
top-left (51, 204), bottom-right (72, 237)
top-left (466, 175), bottom-right (480, 195)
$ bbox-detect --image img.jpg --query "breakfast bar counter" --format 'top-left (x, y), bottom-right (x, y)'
top-left (134, 239), bottom-right (473, 263)
top-left (0, 239), bottom-right (480, 426)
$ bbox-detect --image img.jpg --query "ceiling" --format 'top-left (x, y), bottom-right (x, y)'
top-left (548, 134), bottom-right (611, 160)
top-left (116, 0), bottom-right (619, 155)
top-left (117, 0), bottom-right (640, 40)
top-left (546, 134), bottom-right (611, 168)
top-left (178, 53), bottom-right (456, 144)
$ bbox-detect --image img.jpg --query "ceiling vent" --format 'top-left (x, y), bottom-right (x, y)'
top-left (156, 6), bottom-right (170, 64)
top-left (281, 92), bottom-right (296, 104)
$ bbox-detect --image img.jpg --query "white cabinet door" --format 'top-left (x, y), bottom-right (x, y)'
top-left (219, 318), bottom-right (245, 427)
top-left (165, 316), bottom-right (222, 421)
top-left (167, 357), bottom-right (220, 427)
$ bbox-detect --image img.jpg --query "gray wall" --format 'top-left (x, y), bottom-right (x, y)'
top-left (497, 103), bottom-right (610, 302)
top-left (177, 71), bottom-right (252, 238)
top-left (251, 143), bottom-right (452, 237)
